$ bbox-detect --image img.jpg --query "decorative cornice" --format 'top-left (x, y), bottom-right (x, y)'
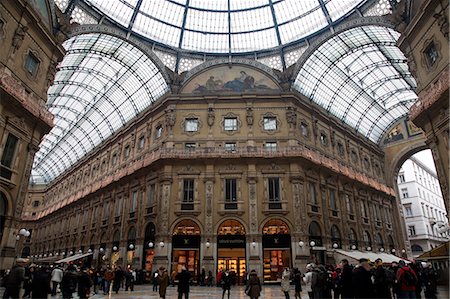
top-left (0, 67), bottom-right (53, 128)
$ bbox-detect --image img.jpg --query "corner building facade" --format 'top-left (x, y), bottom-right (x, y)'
top-left (23, 65), bottom-right (403, 282)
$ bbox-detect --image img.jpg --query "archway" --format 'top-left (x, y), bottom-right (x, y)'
top-left (262, 219), bottom-right (291, 282)
top-left (126, 226), bottom-right (137, 266)
top-left (363, 231), bottom-right (372, 250)
top-left (172, 219), bottom-right (201, 279)
top-left (309, 221), bottom-right (325, 264)
top-left (348, 228), bottom-right (358, 250)
top-left (217, 220), bottom-right (246, 285)
top-left (21, 246), bottom-right (30, 258)
top-left (111, 230), bottom-right (120, 266)
top-left (331, 225), bottom-right (341, 249)
top-left (143, 222), bottom-right (156, 281)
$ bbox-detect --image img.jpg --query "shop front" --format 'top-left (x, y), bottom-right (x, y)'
top-left (262, 219), bottom-right (292, 282)
top-left (143, 222), bottom-right (156, 282)
top-left (172, 220), bottom-right (201, 280)
top-left (217, 220), bottom-right (246, 285)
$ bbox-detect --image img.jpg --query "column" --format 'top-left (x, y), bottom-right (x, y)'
top-left (202, 173), bottom-right (215, 273)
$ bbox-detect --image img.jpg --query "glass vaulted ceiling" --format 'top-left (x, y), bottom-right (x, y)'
top-left (83, 0), bottom-right (368, 53)
top-left (30, 34), bottom-right (169, 184)
top-left (293, 25), bottom-right (417, 143)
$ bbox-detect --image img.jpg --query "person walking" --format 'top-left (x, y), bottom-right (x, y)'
top-left (220, 269), bottom-right (231, 299)
top-left (125, 267), bottom-right (134, 292)
top-left (281, 267), bottom-right (291, 299)
top-left (293, 267), bottom-right (302, 299)
top-left (421, 263), bottom-right (437, 299)
top-left (31, 266), bottom-right (51, 299)
top-left (340, 259), bottom-right (353, 299)
top-left (176, 266), bottom-right (192, 299)
top-left (113, 266), bottom-right (123, 294)
top-left (103, 266), bottom-right (114, 295)
top-left (303, 263), bottom-right (315, 299)
top-left (50, 264), bottom-right (64, 296)
top-left (60, 265), bottom-right (77, 299)
top-left (396, 261), bottom-right (418, 299)
top-left (159, 267), bottom-right (169, 299)
top-left (4, 258), bottom-right (27, 299)
top-left (374, 259), bottom-right (391, 299)
top-left (245, 270), bottom-right (261, 299)
top-left (77, 267), bottom-right (92, 299)
top-left (352, 258), bottom-right (374, 299)
top-left (152, 270), bottom-right (160, 292)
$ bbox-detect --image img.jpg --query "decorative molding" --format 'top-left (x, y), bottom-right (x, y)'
top-left (220, 112), bottom-right (242, 135)
top-left (259, 112), bottom-right (281, 135)
top-left (180, 114), bottom-right (202, 136)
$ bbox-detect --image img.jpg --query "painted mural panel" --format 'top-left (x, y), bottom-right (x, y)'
top-left (181, 65), bottom-right (279, 94)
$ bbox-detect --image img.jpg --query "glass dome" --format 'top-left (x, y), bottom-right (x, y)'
top-left (82, 0), bottom-right (368, 54)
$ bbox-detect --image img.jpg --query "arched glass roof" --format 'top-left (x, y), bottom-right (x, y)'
top-left (82, 0), bottom-right (368, 54)
top-left (293, 25), bottom-right (417, 143)
top-left (31, 33), bottom-right (169, 184)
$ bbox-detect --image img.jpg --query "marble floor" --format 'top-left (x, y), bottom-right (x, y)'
top-left (1, 285), bottom-right (449, 299)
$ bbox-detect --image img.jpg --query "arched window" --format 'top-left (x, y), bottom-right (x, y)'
top-left (349, 228), bottom-right (358, 248)
top-left (173, 219), bottom-right (201, 235)
top-left (218, 219), bottom-right (245, 235)
top-left (263, 219), bottom-right (290, 235)
top-left (388, 235), bottom-right (395, 249)
top-left (309, 221), bottom-right (322, 246)
top-left (363, 231), bottom-right (372, 247)
top-left (375, 233), bottom-right (384, 248)
top-left (411, 244), bottom-right (423, 253)
top-left (331, 225), bottom-right (341, 248)
top-left (128, 227), bottom-right (136, 240)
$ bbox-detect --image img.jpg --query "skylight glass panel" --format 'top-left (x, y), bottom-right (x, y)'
top-left (189, 0), bottom-right (228, 10)
top-left (231, 28), bottom-right (278, 53)
top-left (326, 0), bottom-right (363, 21)
top-left (31, 33), bottom-right (169, 184)
top-left (230, 6), bottom-right (274, 33)
top-left (138, 0), bottom-right (185, 27)
top-left (278, 9), bottom-right (328, 44)
top-left (293, 25), bottom-right (417, 143)
top-left (85, 0), bottom-right (137, 27)
top-left (229, 0), bottom-right (268, 10)
top-left (133, 14), bottom-right (181, 47)
top-left (185, 9), bottom-right (228, 33)
top-left (181, 31), bottom-right (229, 53)
top-left (273, 0), bottom-right (319, 23)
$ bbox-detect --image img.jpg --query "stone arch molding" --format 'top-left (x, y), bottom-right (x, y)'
top-left (66, 24), bottom-right (171, 84)
top-left (214, 218), bottom-right (249, 235)
top-left (181, 58), bottom-right (282, 89)
top-left (291, 16), bottom-right (397, 82)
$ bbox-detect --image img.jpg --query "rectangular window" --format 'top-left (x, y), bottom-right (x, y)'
top-left (309, 183), bottom-right (318, 205)
top-left (424, 41), bottom-right (439, 67)
top-left (345, 194), bottom-right (354, 215)
top-left (147, 184), bottom-right (156, 205)
top-left (225, 179), bottom-right (237, 210)
top-left (408, 225), bottom-right (416, 236)
top-left (25, 52), bottom-right (40, 76)
top-left (224, 118), bottom-right (238, 131)
top-left (138, 136), bottom-right (145, 149)
top-left (102, 202), bottom-right (109, 219)
top-left (124, 145), bottom-right (130, 158)
top-left (155, 126), bottom-right (163, 139)
top-left (1, 133), bottom-right (19, 168)
top-left (267, 178), bottom-right (281, 209)
top-left (265, 142), bottom-right (277, 152)
top-left (361, 201), bottom-right (368, 218)
top-left (330, 190), bottom-right (337, 210)
top-left (401, 188), bottom-right (408, 198)
top-left (185, 143), bottom-right (196, 150)
top-left (404, 205), bottom-right (412, 217)
top-left (224, 142), bottom-right (236, 152)
top-left (130, 191), bottom-right (138, 213)
top-left (185, 118), bottom-right (199, 132)
top-left (111, 153), bottom-right (118, 165)
top-left (263, 117), bottom-right (277, 131)
top-left (300, 122), bottom-right (309, 137)
top-left (183, 179), bottom-right (194, 202)
top-left (115, 198), bottom-right (122, 217)
top-left (398, 174), bottom-right (405, 183)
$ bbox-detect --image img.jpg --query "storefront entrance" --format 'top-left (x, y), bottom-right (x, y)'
top-left (262, 219), bottom-right (292, 282)
top-left (217, 220), bottom-right (246, 285)
top-left (171, 220), bottom-right (201, 281)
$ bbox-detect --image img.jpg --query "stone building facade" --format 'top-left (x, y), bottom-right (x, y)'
top-left (22, 66), bottom-right (403, 281)
top-left (0, 0), bottom-right (64, 270)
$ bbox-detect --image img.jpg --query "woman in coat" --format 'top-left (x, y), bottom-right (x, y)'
top-left (158, 267), bottom-right (169, 299)
top-left (246, 270), bottom-right (262, 299)
top-left (281, 268), bottom-right (291, 299)
top-left (293, 267), bottom-right (302, 299)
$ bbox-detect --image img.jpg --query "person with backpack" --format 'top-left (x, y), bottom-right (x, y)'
top-left (245, 270), bottom-right (261, 299)
top-left (374, 259), bottom-right (391, 299)
top-left (421, 263), bottom-right (437, 299)
top-left (396, 260), bottom-right (418, 299)
top-left (352, 258), bottom-right (374, 299)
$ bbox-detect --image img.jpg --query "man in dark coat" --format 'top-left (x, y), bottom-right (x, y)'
top-left (352, 258), bottom-right (374, 299)
top-left (60, 265), bottom-right (77, 299)
top-left (340, 259), bottom-right (353, 299)
top-left (77, 267), bottom-right (92, 299)
top-left (246, 270), bottom-right (262, 299)
top-left (31, 266), bottom-right (51, 299)
top-left (421, 263), bottom-right (437, 299)
top-left (4, 258), bottom-right (27, 299)
top-left (176, 266), bottom-right (192, 299)
top-left (374, 259), bottom-right (391, 299)
top-left (113, 266), bottom-right (123, 294)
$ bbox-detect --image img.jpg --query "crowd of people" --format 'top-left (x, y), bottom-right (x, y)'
top-left (0, 257), bottom-right (441, 299)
